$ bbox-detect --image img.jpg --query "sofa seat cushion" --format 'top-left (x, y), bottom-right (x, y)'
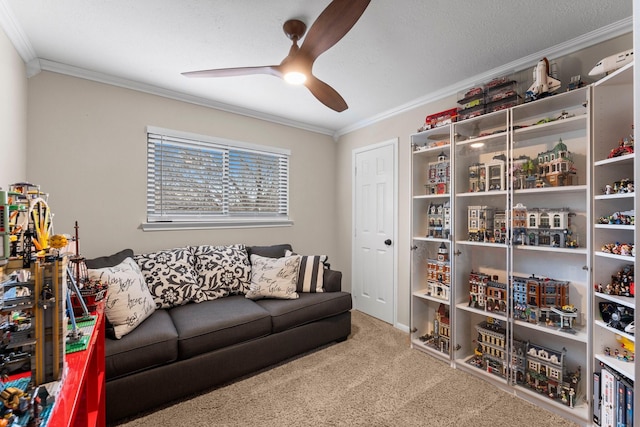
top-left (169, 295), bottom-right (272, 359)
top-left (105, 309), bottom-right (178, 380)
top-left (256, 292), bottom-right (352, 333)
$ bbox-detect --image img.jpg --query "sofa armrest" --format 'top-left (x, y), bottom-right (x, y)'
top-left (323, 269), bottom-right (342, 292)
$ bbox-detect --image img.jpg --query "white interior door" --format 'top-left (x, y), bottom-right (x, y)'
top-left (352, 139), bottom-right (397, 325)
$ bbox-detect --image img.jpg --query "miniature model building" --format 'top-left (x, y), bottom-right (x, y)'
top-left (471, 318), bottom-right (508, 378)
top-left (492, 210), bottom-right (507, 244)
top-left (425, 152), bottom-right (450, 195)
top-left (510, 203), bottom-right (576, 248)
top-left (467, 154), bottom-right (507, 192)
top-left (468, 206), bottom-right (494, 242)
top-left (0, 257), bottom-right (66, 386)
top-left (536, 138), bottom-right (576, 187)
top-left (418, 303), bottom-right (450, 355)
top-left (427, 201), bottom-right (451, 239)
top-left (426, 243), bottom-right (450, 301)
top-left (526, 207), bottom-right (570, 247)
top-left (469, 318), bottom-right (581, 407)
top-left (520, 342), bottom-right (580, 408)
top-left (512, 155), bottom-right (537, 190)
top-left (512, 275), bottom-right (570, 326)
top-left (468, 163), bottom-right (485, 192)
top-left (486, 154), bottom-right (506, 191)
top-left (467, 271), bottom-right (507, 313)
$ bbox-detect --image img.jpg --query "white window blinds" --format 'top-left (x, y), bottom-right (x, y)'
top-left (146, 127), bottom-right (290, 226)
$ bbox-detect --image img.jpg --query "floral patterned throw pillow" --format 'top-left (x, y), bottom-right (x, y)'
top-left (134, 247), bottom-right (200, 309)
top-left (191, 244), bottom-right (252, 301)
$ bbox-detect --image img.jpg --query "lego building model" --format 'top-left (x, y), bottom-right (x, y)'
top-left (418, 303), bottom-right (450, 355)
top-left (425, 151), bottom-right (450, 195)
top-left (467, 271), bottom-right (507, 314)
top-left (468, 317), bottom-right (581, 408)
top-left (427, 202), bottom-right (450, 239)
top-left (467, 203), bottom-right (574, 246)
top-left (426, 243), bottom-right (450, 301)
top-left (0, 184), bottom-right (71, 425)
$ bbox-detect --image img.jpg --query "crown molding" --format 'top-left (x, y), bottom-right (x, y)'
top-left (0, 0), bottom-right (36, 62)
top-left (37, 60), bottom-right (335, 136)
top-left (333, 16), bottom-right (633, 139)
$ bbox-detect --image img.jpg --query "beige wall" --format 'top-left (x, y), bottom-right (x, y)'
top-left (336, 33), bottom-right (633, 329)
top-left (26, 72), bottom-right (339, 266)
top-left (0, 26), bottom-right (27, 186)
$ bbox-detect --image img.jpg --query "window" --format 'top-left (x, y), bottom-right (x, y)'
top-left (144, 126), bottom-right (291, 230)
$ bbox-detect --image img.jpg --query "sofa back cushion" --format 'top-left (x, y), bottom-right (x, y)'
top-left (247, 244), bottom-right (292, 259)
top-left (85, 249), bottom-right (134, 269)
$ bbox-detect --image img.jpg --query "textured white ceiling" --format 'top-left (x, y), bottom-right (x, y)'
top-left (0, 0), bottom-right (633, 135)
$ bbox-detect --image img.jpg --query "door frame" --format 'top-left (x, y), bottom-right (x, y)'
top-left (351, 138), bottom-right (399, 327)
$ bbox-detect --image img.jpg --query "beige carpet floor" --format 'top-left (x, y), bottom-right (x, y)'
top-left (115, 310), bottom-right (580, 427)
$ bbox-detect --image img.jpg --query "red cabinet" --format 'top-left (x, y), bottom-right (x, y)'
top-left (48, 305), bottom-right (105, 427)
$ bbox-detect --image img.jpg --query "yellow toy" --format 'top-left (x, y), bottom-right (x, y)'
top-left (616, 334), bottom-right (635, 354)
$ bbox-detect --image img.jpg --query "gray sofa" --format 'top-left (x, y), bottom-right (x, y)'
top-left (86, 244), bottom-right (352, 424)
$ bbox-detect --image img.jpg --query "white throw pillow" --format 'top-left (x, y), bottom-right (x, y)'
top-left (246, 254), bottom-right (301, 300)
top-left (88, 257), bottom-right (156, 339)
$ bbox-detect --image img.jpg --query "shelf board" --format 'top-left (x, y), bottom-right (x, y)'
top-left (513, 384), bottom-right (591, 423)
top-left (594, 251), bottom-right (635, 261)
top-left (455, 190), bottom-right (507, 198)
top-left (595, 353), bottom-right (635, 382)
top-left (594, 192), bottom-right (634, 200)
top-left (456, 131), bottom-right (507, 145)
top-left (455, 302), bottom-right (507, 320)
top-left (514, 184), bottom-right (587, 196)
top-left (456, 240), bottom-right (508, 249)
top-left (594, 224), bottom-right (634, 230)
top-left (412, 236), bottom-right (450, 243)
top-left (411, 125), bottom-right (451, 142)
top-left (411, 338), bottom-right (451, 361)
top-left (413, 193), bottom-right (450, 200)
top-left (512, 114), bottom-right (587, 141)
top-left (512, 87), bottom-right (589, 119)
top-left (513, 319), bottom-right (588, 343)
top-left (594, 153), bottom-right (634, 166)
top-left (595, 320), bottom-right (635, 342)
top-left (413, 143), bottom-right (451, 155)
top-left (412, 289), bottom-right (450, 305)
top-left (594, 291), bottom-right (635, 309)
top-left (513, 245), bottom-right (587, 255)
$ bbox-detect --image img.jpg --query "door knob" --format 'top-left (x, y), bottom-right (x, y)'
top-left (384, 239), bottom-right (392, 246)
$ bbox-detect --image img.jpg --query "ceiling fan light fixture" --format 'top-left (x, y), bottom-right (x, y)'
top-left (283, 71), bottom-right (307, 85)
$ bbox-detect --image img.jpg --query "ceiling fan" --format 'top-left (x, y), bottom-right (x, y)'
top-left (181, 0), bottom-right (371, 112)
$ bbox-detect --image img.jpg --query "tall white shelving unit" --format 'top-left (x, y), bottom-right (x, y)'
top-left (409, 125), bottom-right (454, 363)
top-left (410, 84), bottom-right (606, 425)
top-left (591, 62), bottom-right (635, 427)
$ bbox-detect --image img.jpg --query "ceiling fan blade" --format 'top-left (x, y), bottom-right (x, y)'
top-left (299, 0), bottom-right (370, 61)
top-left (182, 65), bottom-right (282, 78)
top-left (305, 75), bottom-right (348, 112)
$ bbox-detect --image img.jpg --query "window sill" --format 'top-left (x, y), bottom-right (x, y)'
top-left (140, 219), bottom-right (294, 231)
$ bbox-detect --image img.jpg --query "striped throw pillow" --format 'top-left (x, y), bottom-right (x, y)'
top-left (285, 250), bottom-right (328, 293)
